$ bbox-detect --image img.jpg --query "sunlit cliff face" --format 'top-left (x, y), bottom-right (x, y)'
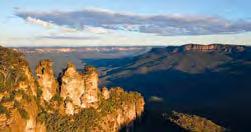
top-left (0, 46), bottom-right (145, 132)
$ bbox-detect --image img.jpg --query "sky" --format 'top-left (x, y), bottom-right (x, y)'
top-left (0, 0), bottom-right (251, 47)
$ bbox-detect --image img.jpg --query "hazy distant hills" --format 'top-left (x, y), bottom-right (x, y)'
top-left (14, 47), bottom-right (151, 75)
top-left (86, 44), bottom-right (251, 131)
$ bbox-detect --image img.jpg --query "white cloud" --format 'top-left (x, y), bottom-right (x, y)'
top-left (38, 35), bottom-right (98, 40)
top-left (26, 16), bottom-right (54, 29)
top-left (84, 26), bottom-right (109, 34)
top-left (24, 16), bottom-right (110, 35)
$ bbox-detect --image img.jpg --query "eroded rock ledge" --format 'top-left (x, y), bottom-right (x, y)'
top-left (0, 46), bottom-right (145, 132)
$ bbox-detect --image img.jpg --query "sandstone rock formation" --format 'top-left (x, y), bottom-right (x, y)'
top-left (0, 46), bottom-right (145, 132)
top-left (101, 87), bottom-right (110, 100)
top-left (60, 63), bottom-right (99, 114)
top-left (81, 66), bottom-right (99, 108)
top-left (36, 60), bottom-right (58, 101)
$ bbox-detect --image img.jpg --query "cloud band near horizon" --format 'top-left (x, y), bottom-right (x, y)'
top-left (16, 8), bottom-right (251, 36)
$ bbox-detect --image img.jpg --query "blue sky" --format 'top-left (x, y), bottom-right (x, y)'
top-left (0, 0), bottom-right (251, 47)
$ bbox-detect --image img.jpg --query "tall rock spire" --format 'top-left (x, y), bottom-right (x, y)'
top-left (35, 59), bottom-right (58, 102)
top-left (81, 66), bottom-right (99, 108)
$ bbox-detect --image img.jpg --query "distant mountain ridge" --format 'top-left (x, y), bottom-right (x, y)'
top-left (177, 44), bottom-right (246, 52)
top-left (99, 43), bottom-right (251, 100)
top-left (98, 44), bottom-right (250, 81)
top-left (14, 47), bottom-right (150, 55)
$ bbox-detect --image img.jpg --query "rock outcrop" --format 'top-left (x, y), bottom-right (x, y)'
top-left (36, 60), bottom-right (58, 101)
top-left (166, 111), bottom-right (226, 132)
top-left (0, 46), bottom-right (145, 132)
top-left (101, 87), bottom-right (110, 100)
top-left (81, 66), bottom-right (99, 108)
top-left (60, 63), bottom-right (99, 114)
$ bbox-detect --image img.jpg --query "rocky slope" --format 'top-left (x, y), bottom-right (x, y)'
top-left (0, 46), bottom-right (145, 132)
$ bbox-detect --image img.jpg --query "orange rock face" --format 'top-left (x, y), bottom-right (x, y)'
top-left (101, 87), bottom-right (110, 100)
top-left (35, 61), bottom-right (100, 114)
top-left (36, 60), bottom-right (58, 102)
top-left (60, 63), bottom-right (99, 114)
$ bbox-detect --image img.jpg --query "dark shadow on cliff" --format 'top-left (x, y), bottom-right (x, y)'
top-left (119, 105), bottom-right (185, 132)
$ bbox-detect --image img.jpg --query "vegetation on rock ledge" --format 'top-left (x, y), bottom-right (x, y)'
top-left (166, 111), bottom-right (225, 132)
top-left (37, 87), bottom-right (144, 131)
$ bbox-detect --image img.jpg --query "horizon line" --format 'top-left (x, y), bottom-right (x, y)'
top-left (4, 43), bottom-right (250, 48)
